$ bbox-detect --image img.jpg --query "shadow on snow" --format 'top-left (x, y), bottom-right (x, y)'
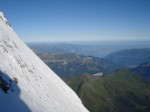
top-left (0, 70), bottom-right (31, 112)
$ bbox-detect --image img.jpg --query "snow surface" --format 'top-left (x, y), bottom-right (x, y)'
top-left (0, 12), bottom-right (88, 112)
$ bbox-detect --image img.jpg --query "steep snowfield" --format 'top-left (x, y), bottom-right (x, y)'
top-left (0, 12), bottom-right (88, 112)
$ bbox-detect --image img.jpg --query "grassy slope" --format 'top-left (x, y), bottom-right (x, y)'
top-left (65, 69), bottom-right (150, 112)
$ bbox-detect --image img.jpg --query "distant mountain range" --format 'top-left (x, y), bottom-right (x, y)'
top-left (35, 53), bottom-right (120, 78)
top-left (30, 43), bottom-right (150, 69)
top-left (28, 41), bottom-right (150, 58)
top-left (65, 69), bottom-right (150, 112)
top-left (105, 48), bottom-right (150, 68)
top-left (34, 48), bottom-right (150, 78)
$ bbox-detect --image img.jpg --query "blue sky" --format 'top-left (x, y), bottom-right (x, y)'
top-left (0, 0), bottom-right (150, 42)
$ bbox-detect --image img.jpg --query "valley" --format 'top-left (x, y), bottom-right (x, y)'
top-left (30, 46), bottom-right (150, 112)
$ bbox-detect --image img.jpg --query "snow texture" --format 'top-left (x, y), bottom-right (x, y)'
top-left (0, 11), bottom-right (88, 112)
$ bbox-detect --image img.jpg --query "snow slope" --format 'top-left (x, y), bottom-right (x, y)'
top-left (0, 11), bottom-right (88, 112)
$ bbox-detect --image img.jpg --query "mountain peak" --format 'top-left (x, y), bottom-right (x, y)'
top-left (0, 11), bottom-right (11, 27)
top-left (0, 11), bottom-right (7, 21)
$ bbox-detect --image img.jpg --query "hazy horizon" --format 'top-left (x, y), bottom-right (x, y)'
top-left (26, 40), bottom-right (150, 44)
top-left (27, 40), bottom-right (150, 58)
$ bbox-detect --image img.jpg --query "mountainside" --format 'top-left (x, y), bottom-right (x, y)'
top-left (35, 53), bottom-right (120, 78)
top-left (65, 69), bottom-right (150, 112)
top-left (105, 48), bottom-right (150, 68)
top-left (131, 62), bottom-right (150, 80)
top-left (0, 12), bottom-right (88, 112)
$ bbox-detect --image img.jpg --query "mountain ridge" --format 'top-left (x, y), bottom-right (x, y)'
top-left (131, 62), bottom-right (150, 80)
top-left (65, 69), bottom-right (150, 112)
